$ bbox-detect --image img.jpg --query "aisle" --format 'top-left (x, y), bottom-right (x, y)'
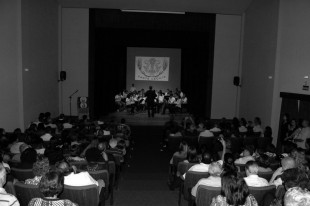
top-left (113, 126), bottom-right (179, 206)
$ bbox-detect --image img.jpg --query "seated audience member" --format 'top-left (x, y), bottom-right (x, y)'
top-left (269, 168), bottom-right (310, 206)
top-left (11, 143), bottom-right (30, 162)
top-left (244, 161), bottom-right (269, 187)
top-left (198, 123), bottom-right (214, 141)
top-left (234, 146), bottom-right (255, 165)
top-left (239, 118), bottom-right (248, 134)
top-left (285, 119), bottom-right (310, 150)
top-left (57, 161), bottom-right (104, 193)
top-left (284, 187), bottom-right (310, 206)
top-left (188, 152), bottom-right (212, 172)
top-left (210, 123), bottom-right (221, 133)
top-left (211, 171), bottom-right (258, 206)
top-left (40, 127), bottom-right (53, 142)
top-left (81, 148), bottom-right (106, 171)
top-left (191, 162), bottom-right (223, 197)
top-left (25, 157), bottom-right (50, 185)
top-left (253, 117), bottom-right (263, 136)
top-left (9, 135), bottom-right (25, 154)
top-left (0, 163), bottom-right (20, 206)
top-left (223, 153), bottom-right (237, 173)
top-left (257, 154), bottom-right (272, 172)
top-left (98, 142), bottom-right (114, 162)
top-left (0, 151), bottom-right (10, 172)
top-left (270, 157), bottom-right (296, 186)
top-left (18, 147), bottom-right (37, 169)
top-left (184, 146), bottom-right (200, 164)
top-left (80, 138), bottom-right (99, 157)
top-left (169, 141), bottom-right (188, 164)
top-left (28, 171), bottom-right (78, 206)
top-left (44, 137), bottom-right (64, 165)
top-left (106, 138), bottom-right (124, 156)
top-left (290, 148), bottom-right (308, 172)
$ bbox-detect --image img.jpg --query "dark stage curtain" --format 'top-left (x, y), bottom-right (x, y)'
top-left (89, 9), bottom-right (216, 118)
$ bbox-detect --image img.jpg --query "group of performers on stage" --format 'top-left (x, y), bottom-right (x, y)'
top-left (115, 84), bottom-right (188, 116)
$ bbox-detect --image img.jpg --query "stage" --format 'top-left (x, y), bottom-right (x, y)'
top-left (102, 111), bottom-right (188, 126)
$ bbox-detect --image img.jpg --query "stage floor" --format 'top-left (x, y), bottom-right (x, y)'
top-left (102, 111), bottom-right (188, 126)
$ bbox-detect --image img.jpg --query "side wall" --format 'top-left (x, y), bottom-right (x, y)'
top-left (211, 14), bottom-right (242, 119)
top-left (0, 0), bottom-right (23, 131)
top-left (21, 0), bottom-right (59, 125)
top-left (61, 8), bottom-right (89, 116)
top-left (239, 0), bottom-right (279, 127)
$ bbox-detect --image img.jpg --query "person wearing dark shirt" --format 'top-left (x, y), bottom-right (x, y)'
top-left (144, 86), bottom-right (157, 117)
top-left (18, 147), bottom-right (37, 169)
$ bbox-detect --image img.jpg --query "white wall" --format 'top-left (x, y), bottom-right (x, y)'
top-left (60, 8), bottom-right (89, 116)
top-left (271, 0), bottom-right (310, 142)
top-left (211, 14), bottom-right (242, 119)
top-left (0, 0), bottom-right (24, 131)
top-left (21, 0), bottom-right (59, 125)
top-left (239, 0), bottom-right (279, 127)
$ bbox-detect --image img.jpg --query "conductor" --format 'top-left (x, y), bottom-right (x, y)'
top-left (145, 86), bottom-right (157, 117)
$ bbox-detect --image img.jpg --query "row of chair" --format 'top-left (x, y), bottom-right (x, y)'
top-left (177, 162), bottom-right (277, 206)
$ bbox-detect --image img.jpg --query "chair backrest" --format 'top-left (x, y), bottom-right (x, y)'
top-left (177, 162), bottom-right (196, 176)
top-left (258, 171), bottom-right (274, 182)
top-left (248, 185), bottom-right (276, 203)
top-left (88, 170), bottom-right (109, 186)
top-left (196, 185), bottom-right (221, 206)
top-left (243, 136), bottom-right (257, 147)
top-left (172, 156), bottom-right (186, 167)
top-left (235, 164), bottom-right (246, 172)
top-left (183, 171), bottom-right (210, 200)
top-left (183, 135), bottom-right (198, 147)
top-left (11, 168), bottom-right (34, 181)
top-left (168, 135), bottom-right (183, 152)
top-left (60, 184), bottom-right (99, 206)
top-left (14, 182), bottom-right (42, 206)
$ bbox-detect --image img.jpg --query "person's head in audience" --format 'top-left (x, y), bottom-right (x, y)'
top-left (39, 171), bottom-right (64, 198)
top-left (85, 148), bottom-right (102, 163)
top-left (13, 128), bottom-right (22, 135)
top-left (209, 162), bottom-right (223, 177)
top-left (264, 126), bottom-right (273, 138)
top-left (245, 161), bottom-right (259, 176)
top-left (21, 147), bottom-right (37, 166)
top-left (98, 142), bottom-right (107, 152)
top-left (37, 123), bottom-right (45, 131)
top-left (266, 143), bottom-right (276, 154)
top-left (201, 152), bottom-right (212, 164)
top-left (178, 141), bottom-right (188, 153)
top-left (240, 118), bottom-right (247, 127)
top-left (220, 171), bottom-right (250, 205)
top-left (45, 126), bottom-right (52, 135)
top-left (57, 161), bottom-right (74, 176)
top-left (187, 146), bottom-right (199, 163)
top-left (33, 157), bottom-right (50, 177)
top-left (284, 187), bottom-right (310, 206)
top-left (109, 138), bottom-right (118, 149)
top-left (282, 168), bottom-right (310, 190)
top-left (290, 149), bottom-right (307, 171)
top-left (281, 157), bottom-right (296, 171)
top-left (223, 153), bottom-right (237, 173)
top-left (257, 154), bottom-right (271, 169)
top-left (19, 143), bottom-right (30, 154)
top-left (254, 117), bottom-right (261, 126)
top-left (243, 146), bottom-right (254, 157)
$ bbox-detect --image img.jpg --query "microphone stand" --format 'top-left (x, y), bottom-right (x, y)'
top-left (68, 90), bottom-right (79, 117)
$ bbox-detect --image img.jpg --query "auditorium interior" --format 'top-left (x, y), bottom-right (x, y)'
top-left (1, 0), bottom-right (310, 206)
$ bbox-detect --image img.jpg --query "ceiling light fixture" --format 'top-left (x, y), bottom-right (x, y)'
top-left (121, 9), bottom-right (185, 15)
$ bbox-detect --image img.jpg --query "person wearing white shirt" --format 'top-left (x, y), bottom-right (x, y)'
top-left (40, 127), bottom-right (53, 142)
top-left (269, 157), bottom-right (296, 186)
top-left (244, 161), bottom-right (269, 187)
top-left (191, 162), bottom-right (223, 197)
top-left (58, 161), bottom-right (105, 193)
top-left (0, 164), bottom-right (20, 206)
top-left (234, 147), bottom-right (255, 165)
top-left (198, 129), bottom-right (214, 142)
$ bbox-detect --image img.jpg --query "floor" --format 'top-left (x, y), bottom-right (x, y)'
top-left (112, 126), bottom-right (180, 206)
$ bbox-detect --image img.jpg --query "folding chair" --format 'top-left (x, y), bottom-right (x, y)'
top-left (258, 171), bottom-right (274, 182)
top-left (14, 182), bottom-right (42, 206)
top-left (11, 168), bottom-right (34, 181)
top-left (248, 185), bottom-right (276, 203)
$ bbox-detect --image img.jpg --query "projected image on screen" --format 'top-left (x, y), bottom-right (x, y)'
top-left (135, 56), bottom-right (169, 81)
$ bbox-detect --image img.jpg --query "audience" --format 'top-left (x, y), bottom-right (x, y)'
top-left (28, 171), bottom-right (78, 206)
top-left (18, 147), bottom-right (37, 169)
top-left (210, 171), bottom-right (258, 206)
top-left (191, 161), bottom-right (223, 197)
top-left (235, 146), bottom-right (255, 165)
top-left (25, 157), bottom-right (50, 185)
top-left (0, 163), bottom-right (20, 206)
top-left (270, 157), bottom-right (296, 186)
top-left (244, 161), bottom-right (269, 187)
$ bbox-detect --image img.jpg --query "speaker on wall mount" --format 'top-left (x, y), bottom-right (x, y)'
top-left (233, 76), bottom-right (240, 86)
top-left (60, 71), bottom-right (66, 81)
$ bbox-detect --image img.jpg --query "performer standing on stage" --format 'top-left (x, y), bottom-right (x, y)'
top-left (145, 86), bottom-right (157, 117)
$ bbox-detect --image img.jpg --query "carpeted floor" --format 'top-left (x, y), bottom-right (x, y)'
top-left (112, 126), bottom-right (179, 206)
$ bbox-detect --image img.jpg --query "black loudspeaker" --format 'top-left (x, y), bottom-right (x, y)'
top-left (233, 76), bottom-right (240, 86)
top-left (60, 71), bottom-right (66, 81)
